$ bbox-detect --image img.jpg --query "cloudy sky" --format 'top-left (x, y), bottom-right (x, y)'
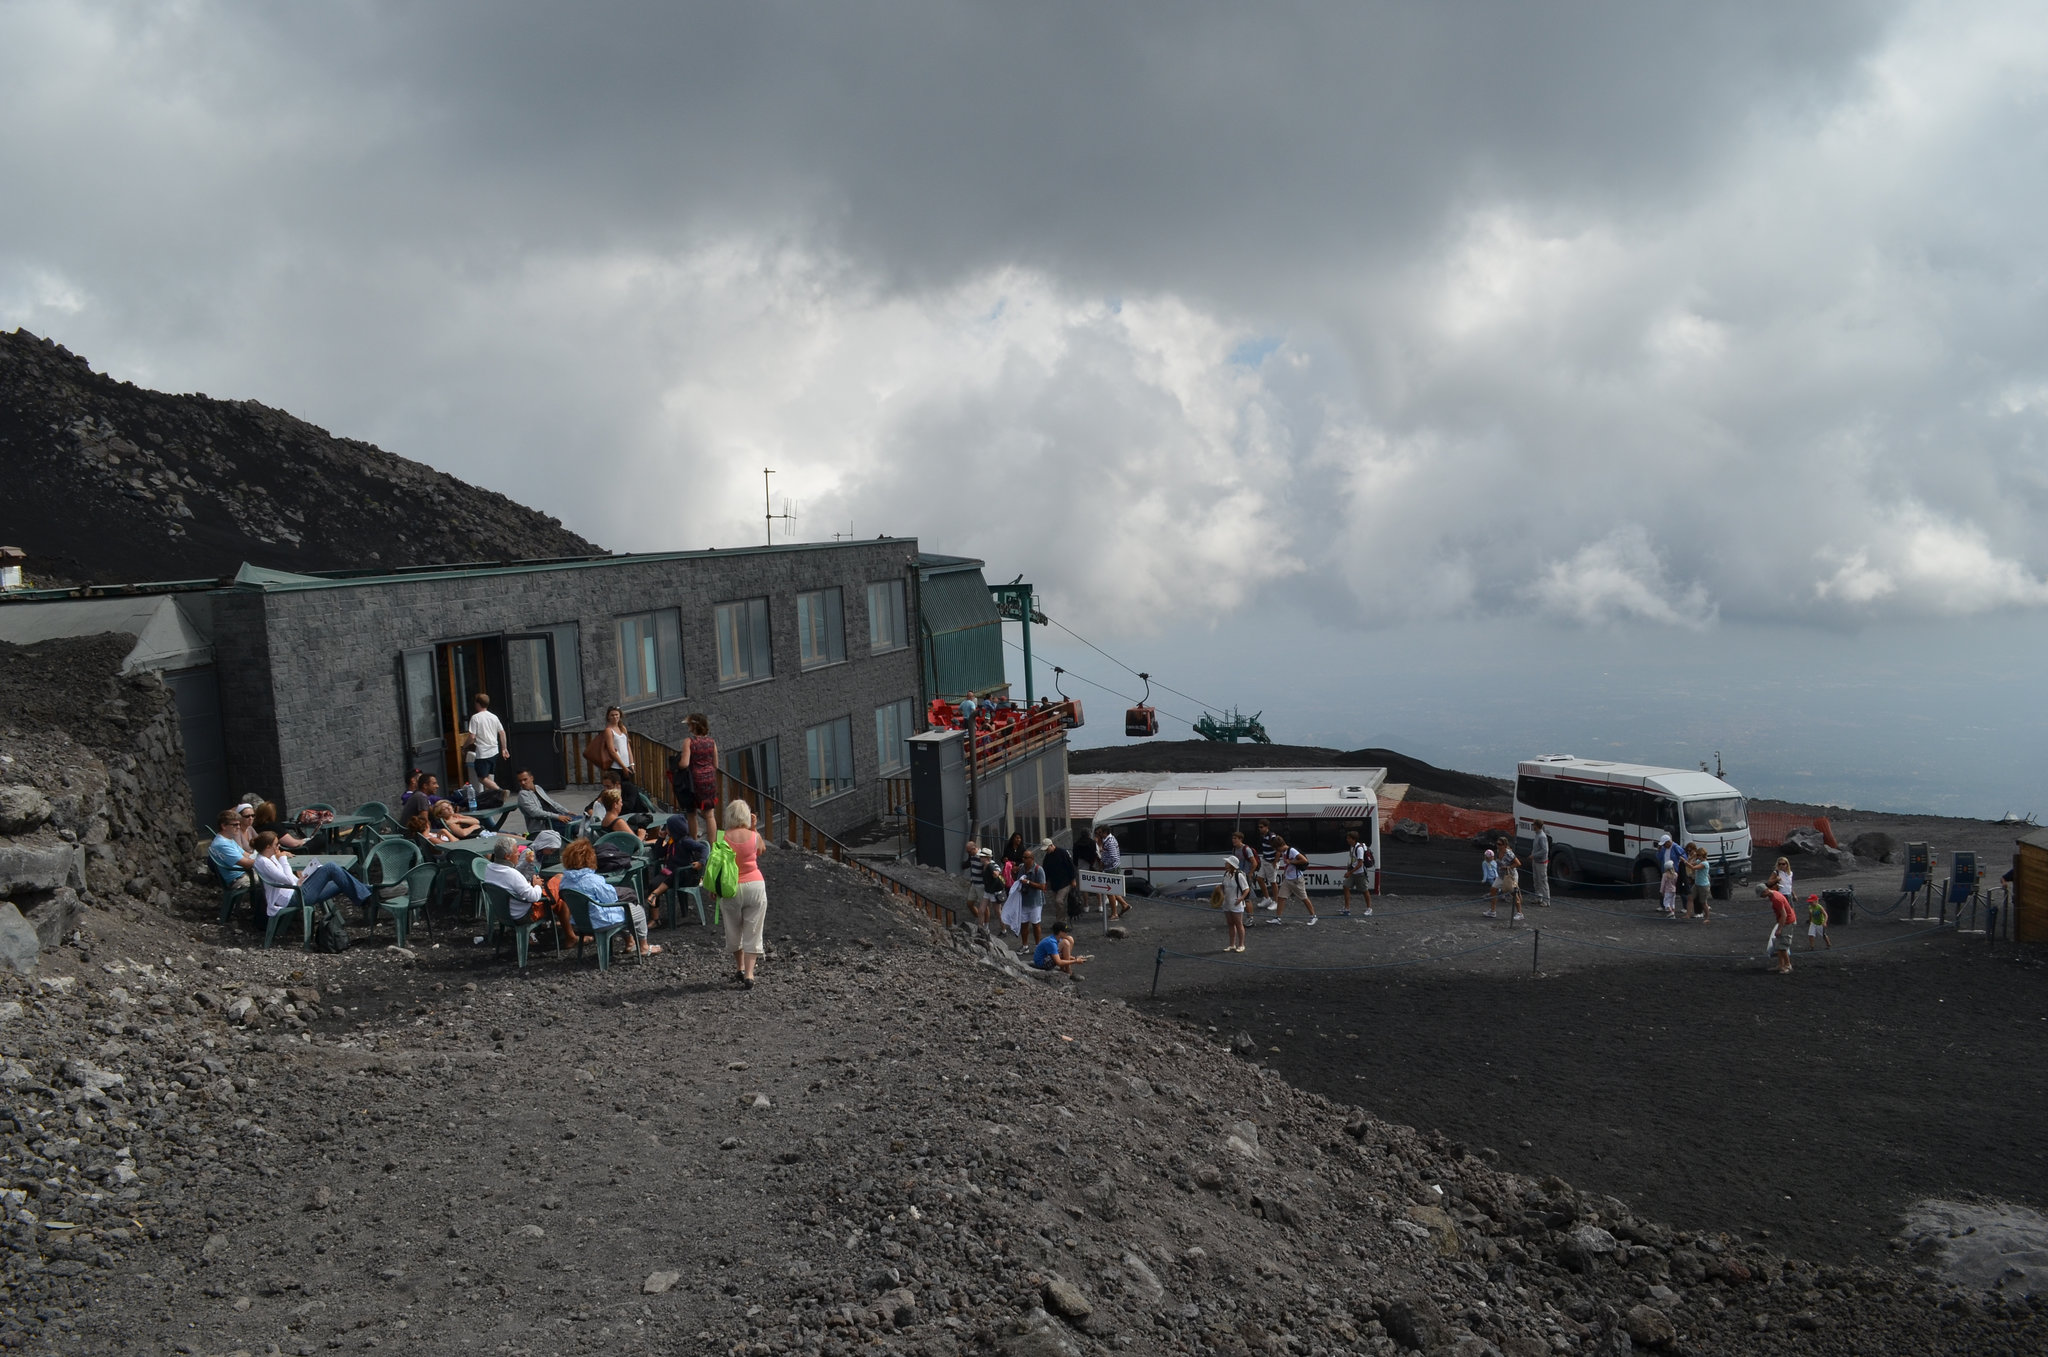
top-left (6, 2), bottom-right (2048, 804)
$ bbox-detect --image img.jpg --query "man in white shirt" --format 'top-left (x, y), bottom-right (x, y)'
top-left (482, 839), bottom-right (545, 920)
top-left (251, 832), bottom-right (371, 917)
top-left (466, 692), bottom-right (509, 795)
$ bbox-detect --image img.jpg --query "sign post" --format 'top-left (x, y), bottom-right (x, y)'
top-left (1079, 868), bottom-right (1126, 935)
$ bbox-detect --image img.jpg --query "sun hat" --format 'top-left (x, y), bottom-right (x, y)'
top-left (1483, 848), bottom-right (1496, 859)
top-left (1221, 854), bottom-right (1240, 868)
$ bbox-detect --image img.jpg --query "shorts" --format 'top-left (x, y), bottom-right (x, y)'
top-left (724, 879), bottom-right (768, 955)
top-left (1808, 923), bottom-right (1824, 937)
top-left (1280, 878), bottom-right (1308, 903)
top-left (1022, 903), bottom-right (1043, 925)
top-left (472, 755), bottom-right (498, 780)
top-left (1256, 864), bottom-right (1275, 885)
top-left (1224, 904), bottom-right (1245, 916)
top-left (1767, 923), bottom-right (1792, 954)
top-left (1345, 871), bottom-right (1371, 891)
top-left (1692, 884), bottom-right (1711, 906)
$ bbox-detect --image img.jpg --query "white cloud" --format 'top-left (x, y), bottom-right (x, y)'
top-left (1529, 528), bottom-right (1715, 628)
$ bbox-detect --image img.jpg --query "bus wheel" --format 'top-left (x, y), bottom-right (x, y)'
top-left (1633, 860), bottom-right (1659, 899)
top-left (1552, 848), bottom-right (1580, 886)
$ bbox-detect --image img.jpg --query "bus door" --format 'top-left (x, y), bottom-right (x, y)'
top-left (1606, 786), bottom-right (1627, 857)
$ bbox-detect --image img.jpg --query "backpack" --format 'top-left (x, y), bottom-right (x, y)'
top-left (705, 830), bottom-right (739, 900)
top-left (310, 898), bottom-right (351, 953)
top-left (594, 844), bottom-right (635, 876)
top-left (296, 807), bottom-right (335, 830)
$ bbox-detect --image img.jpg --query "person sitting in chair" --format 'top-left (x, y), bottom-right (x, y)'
top-left (429, 800), bottom-right (485, 840)
top-left (557, 838), bottom-right (658, 958)
top-left (514, 769), bottom-right (581, 839)
top-left (251, 832), bottom-right (372, 919)
top-left (644, 815), bottom-right (707, 925)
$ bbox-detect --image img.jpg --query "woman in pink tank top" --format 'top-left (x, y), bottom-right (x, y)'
top-left (722, 798), bottom-right (769, 987)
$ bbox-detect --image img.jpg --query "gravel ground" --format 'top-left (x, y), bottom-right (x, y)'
top-left (2, 845), bottom-right (2044, 1356)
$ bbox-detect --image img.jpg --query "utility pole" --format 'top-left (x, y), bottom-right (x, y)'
top-left (988, 580), bottom-right (1044, 702)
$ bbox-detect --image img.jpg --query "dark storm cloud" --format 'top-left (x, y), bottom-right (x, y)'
top-left (6, 0), bottom-right (2047, 633)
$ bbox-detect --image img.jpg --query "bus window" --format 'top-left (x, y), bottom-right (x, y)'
top-left (1648, 797), bottom-right (1679, 835)
top-left (1303, 819), bottom-right (1354, 854)
top-left (1162, 820), bottom-right (1202, 855)
top-left (1101, 820), bottom-right (1148, 855)
top-left (1198, 820), bottom-right (1242, 854)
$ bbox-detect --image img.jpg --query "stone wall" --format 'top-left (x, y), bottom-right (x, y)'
top-left (227, 539), bottom-right (926, 836)
top-left (0, 636), bottom-right (197, 964)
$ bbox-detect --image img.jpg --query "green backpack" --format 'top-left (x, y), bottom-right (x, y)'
top-left (705, 830), bottom-right (739, 900)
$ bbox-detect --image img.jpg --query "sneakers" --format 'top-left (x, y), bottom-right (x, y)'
top-left (1513, 912), bottom-right (1525, 922)
top-left (1484, 911), bottom-right (1497, 919)
top-left (1305, 916), bottom-right (1319, 927)
top-left (1362, 907), bottom-right (1374, 917)
top-left (1265, 918), bottom-right (1284, 926)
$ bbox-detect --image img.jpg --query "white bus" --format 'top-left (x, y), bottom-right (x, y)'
top-left (1088, 768), bottom-right (1387, 896)
top-left (1512, 755), bottom-right (1751, 896)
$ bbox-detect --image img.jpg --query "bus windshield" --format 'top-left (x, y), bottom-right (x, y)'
top-left (1683, 797), bottom-right (1747, 834)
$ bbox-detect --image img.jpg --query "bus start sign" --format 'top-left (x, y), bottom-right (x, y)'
top-left (1078, 869), bottom-right (1126, 896)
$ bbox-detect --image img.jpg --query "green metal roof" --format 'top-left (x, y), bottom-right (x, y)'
top-left (920, 565), bottom-right (1006, 698)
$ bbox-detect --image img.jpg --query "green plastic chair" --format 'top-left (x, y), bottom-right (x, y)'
top-left (558, 887), bottom-right (624, 971)
top-left (259, 879), bottom-right (314, 950)
top-left (362, 838), bottom-right (423, 926)
top-left (594, 830), bottom-right (651, 902)
top-left (482, 883), bottom-right (545, 969)
top-left (380, 863), bottom-right (438, 947)
top-left (216, 869), bottom-right (253, 928)
top-left (352, 801), bottom-right (391, 823)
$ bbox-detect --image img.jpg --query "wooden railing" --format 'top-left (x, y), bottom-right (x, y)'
top-left (555, 729), bottom-right (953, 928)
top-left (934, 701), bottom-right (1069, 772)
top-left (557, 730), bottom-right (681, 810)
top-left (710, 767), bottom-right (955, 929)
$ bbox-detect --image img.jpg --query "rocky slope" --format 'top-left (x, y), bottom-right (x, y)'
top-left (0, 849), bottom-right (2038, 1355)
top-left (0, 329), bottom-right (604, 587)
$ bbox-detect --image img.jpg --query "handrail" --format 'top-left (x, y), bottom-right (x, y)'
top-left (710, 767), bottom-right (956, 929)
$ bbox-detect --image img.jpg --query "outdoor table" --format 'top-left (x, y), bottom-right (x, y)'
top-left (293, 853), bottom-right (363, 874)
top-left (319, 813), bottom-right (383, 834)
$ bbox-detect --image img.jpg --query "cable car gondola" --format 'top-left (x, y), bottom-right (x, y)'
top-left (1125, 672), bottom-right (1159, 737)
top-left (1052, 667), bottom-right (1084, 729)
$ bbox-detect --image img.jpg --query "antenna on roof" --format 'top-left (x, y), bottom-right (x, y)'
top-left (763, 469), bottom-right (797, 545)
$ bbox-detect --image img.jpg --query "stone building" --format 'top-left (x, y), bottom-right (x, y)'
top-left (1, 539), bottom-right (945, 837)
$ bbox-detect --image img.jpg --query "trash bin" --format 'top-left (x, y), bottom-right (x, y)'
top-left (1821, 886), bottom-right (1855, 927)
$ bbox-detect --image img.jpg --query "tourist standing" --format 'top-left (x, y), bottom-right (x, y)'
top-left (1040, 839), bottom-right (1076, 922)
top-left (1527, 820), bottom-right (1551, 907)
top-left (1767, 883), bottom-right (1797, 973)
top-left (1071, 829), bottom-right (1100, 915)
top-left (722, 799), bottom-right (768, 987)
top-left (1481, 848), bottom-right (1501, 917)
top-left (1342, 829), bottom-right (1374, 917)
top-left (681, 714), bottom-right (721, 842)
top-left (1805, 894), bottom-right (1831, 950)
top-left (1218, 853), bottom-right (1251, 952)
top-left (1497, 840), bottom-right (1524, 922)
top-left (586, 707), bottom-right (641, 808)
top-left (1016, 848), bottom-right (1047, 947)
top-left (1685, 842), bottom-right (1712, 922)
top-left (465, 692), bottom-right (508, 795)
top-left (1255, 819), bottom-right (1280, 910)
top-left (1095, 823), bottom-right (1128, 920)
top-left (1271, 837), bottom-right (1316, 925)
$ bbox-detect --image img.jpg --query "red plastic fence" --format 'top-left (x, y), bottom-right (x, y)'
top-left (1748, 813), bottom-right (1836, 850)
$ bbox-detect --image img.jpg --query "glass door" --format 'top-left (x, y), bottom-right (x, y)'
top-left (400, 648), bottom-right (444, 787)
top-left (504, 633), bottom-right (565, 788)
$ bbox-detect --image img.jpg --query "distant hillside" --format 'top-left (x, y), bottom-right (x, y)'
top-left (0, 329), bottom-right (605, 585)
top-left (1067, 739), bottom-right (1512, 806)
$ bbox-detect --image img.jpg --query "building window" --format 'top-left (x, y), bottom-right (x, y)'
top-left (805, 716), bottom-right (855, 800)
top-left (724, 737), bottom-right (780, 797)
top-left (867, 579), bottom-right (907, 652)
top-left (716, 598), bottom-right (773, 686)
top-left (875, 697), bottom-right (914, 774)
top-left (796, 588), bottom-right (846, 669)
top-left (616, 609), bottom-right (684, 706)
